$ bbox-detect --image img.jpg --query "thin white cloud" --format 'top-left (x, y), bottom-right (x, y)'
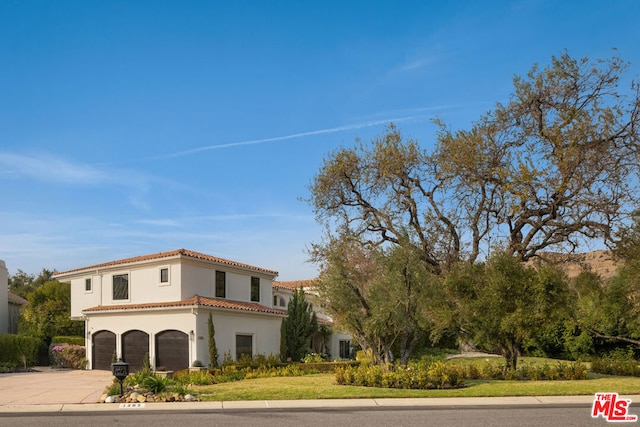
top-left (0, 152), bottom-right (106, 184)
top-left (155, 114), bottom-right (431, 159)
top-left (0, 151), bottom-right (156, 191)
top-left (394, 58), bottom-right (432, 73)
top-left (136, 219), bottom-right (183, 227)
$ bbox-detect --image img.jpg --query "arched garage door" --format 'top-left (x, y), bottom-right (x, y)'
top-left (122, 330), bottom-right (149, 372)
top-left (92, 330), bottom-right (116, 371)
top-left (155, 330), bottom-right (188, 372)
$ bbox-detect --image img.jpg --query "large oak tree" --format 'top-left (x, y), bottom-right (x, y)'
top-left (309, 53), bottom-right (640, 274)
top-left (308, 53), bottom-right (640, 364)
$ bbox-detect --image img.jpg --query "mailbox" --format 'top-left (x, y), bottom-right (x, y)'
top-left (111, 359), bottom-right (129, 396)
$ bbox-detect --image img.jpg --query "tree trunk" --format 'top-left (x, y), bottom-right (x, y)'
top-left (500, 343), bottom-right (520, 372)
top-left (399, 330), bottom-right (425, 366)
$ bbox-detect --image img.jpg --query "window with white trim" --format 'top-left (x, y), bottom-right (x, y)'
top-left (236, 334), bottom-right (253, 360)
top-left (215, 271), bottom-right (226, 298)
top-left (160, 267), bottom-right (169, 285)
top-left (251, 277), bottom-right (260, 302)
top-left (113, 273), bottom-right (129, 300)
top-left (85, 278), bottom-right (92, 292)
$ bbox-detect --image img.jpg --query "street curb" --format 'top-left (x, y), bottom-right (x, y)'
top-left (3, 395), bottom-right (638, 414)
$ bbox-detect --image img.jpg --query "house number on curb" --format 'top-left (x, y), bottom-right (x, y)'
top-left (119, 403), bottom-right (146, 409)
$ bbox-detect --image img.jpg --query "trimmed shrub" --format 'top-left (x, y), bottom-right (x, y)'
top-left (297, 361), bottom-right (359, 373)
top-left (591, 352), bottom-right (640, 377)
top-left (335, 362), bottom-right (464, 390)
top-left (50, 344), bottom-right (87, 369)
top-left (479, 360), bottom-right (504, 379)
top-left (0, 334), bottom-right (42, 368)
top-left (173, 369), bottom-right (215, 385)
top-left (51, 336), bottom-right (85, 346)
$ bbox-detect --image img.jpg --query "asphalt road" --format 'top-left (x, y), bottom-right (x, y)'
top-left (0, 405), bottom-right (614, 427)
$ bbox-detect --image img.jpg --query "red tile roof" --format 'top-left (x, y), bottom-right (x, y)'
top-left (54, 249), bottom-right (278, 277)
top-left (272, 279), bottom-right (317, 291)
top-left (83, 294), bottom-right (287, 316)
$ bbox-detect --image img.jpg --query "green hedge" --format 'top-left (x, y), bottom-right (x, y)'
top-left (298, 361), bottom-right (360, 373)
top-left (335, 362), bottom-right (465, 389)
top-left (51, 336), bottom-right (85, 346)
top-left (335, 360), bottom-right (588, 389)
top-left (0, 334), bottom-right (42, 368)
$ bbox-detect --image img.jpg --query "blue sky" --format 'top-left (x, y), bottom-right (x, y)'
top-left (1, 0), bottom-right (639, 280)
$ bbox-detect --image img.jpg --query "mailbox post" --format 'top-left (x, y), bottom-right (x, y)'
top-left (111, 359), bottom-right (129, 396)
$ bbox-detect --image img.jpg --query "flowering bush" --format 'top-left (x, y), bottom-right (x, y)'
top-left (51, 345), bottom-right (87, 369)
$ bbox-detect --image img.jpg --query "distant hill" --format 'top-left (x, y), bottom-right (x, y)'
top-left (533, 250), bottom-right (620, 280)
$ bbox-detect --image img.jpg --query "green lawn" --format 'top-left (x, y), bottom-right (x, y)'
top-left (192, 373), bottom-right (640, 401)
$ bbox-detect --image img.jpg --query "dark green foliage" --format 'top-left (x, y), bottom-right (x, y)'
top-left (207, 313), bottom-right (219, 368)
top-left (591, 348), bottom-right (640, 376)
top-left (18, 280), bottom-right (84, 341)
top-left (0, 334), bottom-right (42, 368)
top-left (443, 252), bottom-right (572, 371)
top-left (8, 269), bottom-right (54, 299)
top-left (51, 336), bottom-right (85, 346)
top-left (280, 288), bottom-right (318, 362)
top-left (279, 319), bottom-right (287, 362)
top-left (312, 235), bottom-right (439, 365)
top-left (573, 218), bottom-right (640, 349)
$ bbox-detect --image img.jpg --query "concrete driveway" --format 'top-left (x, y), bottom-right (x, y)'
top-left (0, 367), bottom-right (113, 405)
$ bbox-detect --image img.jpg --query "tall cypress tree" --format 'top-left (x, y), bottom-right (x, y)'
top-left (208, 313), bottom-right (219, 368)
top-left (281, 287), bottom-right (318, 362)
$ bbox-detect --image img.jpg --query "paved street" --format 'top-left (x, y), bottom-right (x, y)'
top-left (0, 406), bottom-right (618, 427)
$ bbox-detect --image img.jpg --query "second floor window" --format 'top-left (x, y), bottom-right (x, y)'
top-left (215, 271), bottom-right (226, 298)
top-left (251, 277), bottom-right (260, 302)
top-left (113, 274), bottom-right (129, 300)
top-left (160, 268), bottom-right (169, 283)
top-left (273, 295), bottom-right (286, 307)
top-left (85, 278), bottom-right (92, 292)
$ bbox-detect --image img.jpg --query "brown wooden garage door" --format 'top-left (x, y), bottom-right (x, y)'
top-left (122, 330), bottom-right (149, 372)
top-left (155, 330), bottom-right (188, 372)
top-left (92, 330), bottom-right (116, 371)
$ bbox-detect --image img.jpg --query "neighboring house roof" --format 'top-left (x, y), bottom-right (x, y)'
top-left (8, 292), bottom-right (27, 305)
top-left (83, 294), bottom-right (288, 316)
top-left (273, 279), bottom-right (317, 291)
top-left (54, 248), bottom-right (279, 277)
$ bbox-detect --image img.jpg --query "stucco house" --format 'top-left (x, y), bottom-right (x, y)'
top-left (0, 260), bottom-right (27, 334)
top-left (53, 249), bottom-right (351, 371)
top-left (7, 292), bottom-right (28, 334)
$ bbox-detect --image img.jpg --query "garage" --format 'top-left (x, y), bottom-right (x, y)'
top-left (155, 329), bottom-right (188, 372)
top-left (121, 330), bottom-right (149, 372)
top-left (92, 330), bottom-right (116, 371)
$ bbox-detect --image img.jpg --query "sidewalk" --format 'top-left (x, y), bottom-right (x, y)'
top-left (0, 368), bottom-right (636, 413)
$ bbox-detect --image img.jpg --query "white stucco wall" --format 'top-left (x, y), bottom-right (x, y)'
top-left (193, 309), bottom-right (282, 365)
top-left (85, 306), bottom-right (283, 369)
top-left (329, 332), bottom-right (353, 360)
top-left (68, 260), bottom-right (185, 318)
top-left (86, 307), bottom-right (196, 370)
top-left (65, 257), bottom-right (277, 319)
top-left (0, 260), bottom-right (8, 334)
